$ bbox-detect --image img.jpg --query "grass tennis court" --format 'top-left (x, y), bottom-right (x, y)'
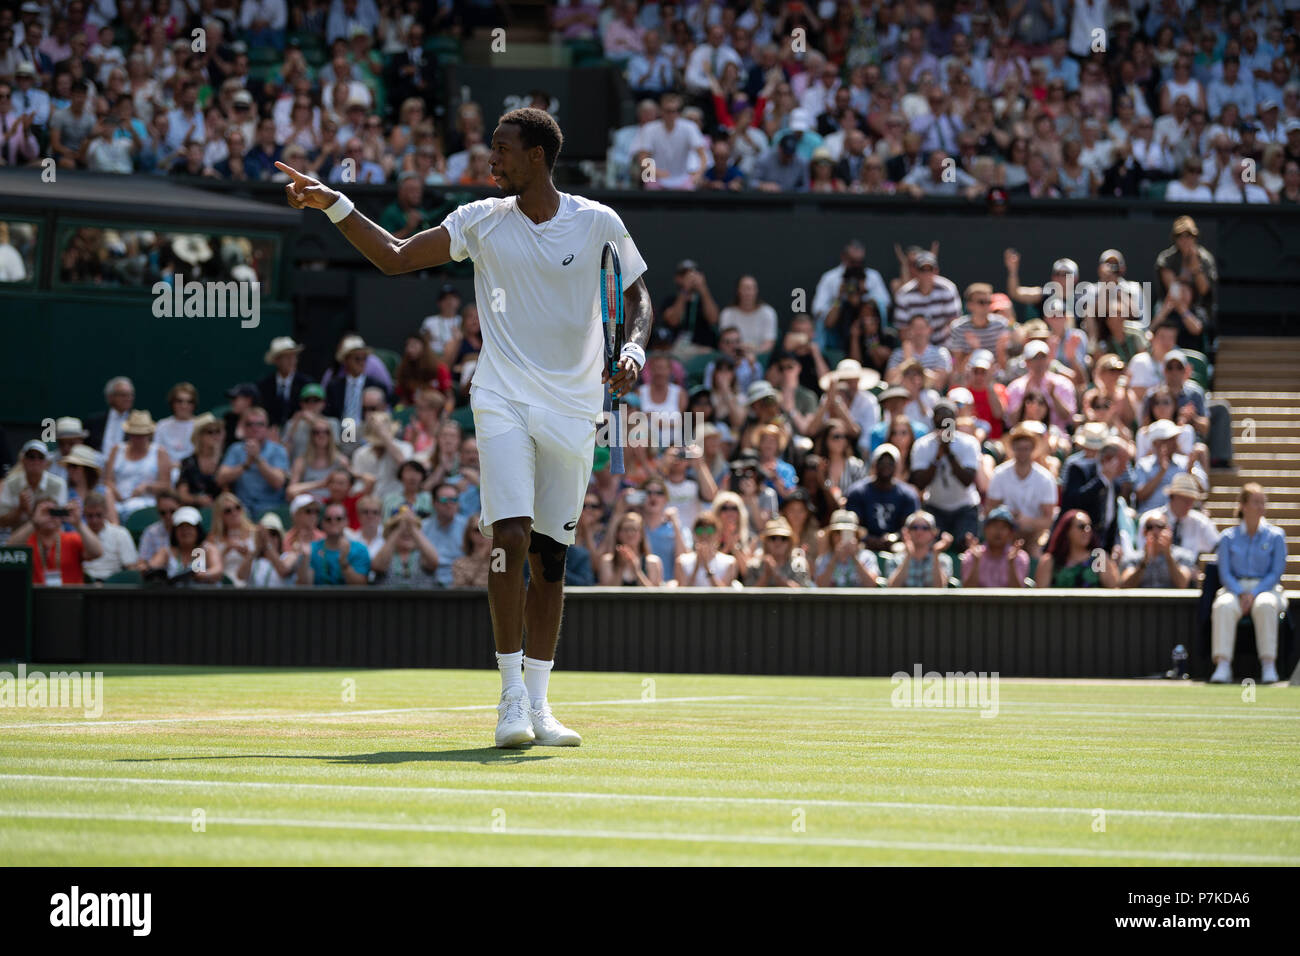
top-left (1, 666), bottom-right (1297, 866)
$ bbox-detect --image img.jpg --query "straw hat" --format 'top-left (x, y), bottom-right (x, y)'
top-left (1167, 473), bottom-right (1205, 500)
top-left (819, 358), bottom-right (881, 393)
top-left (335, 334), bottom-right (372, 363)
top-left (1147, 418), bottom-right (1182, 442)
top-left (122, 409), bottom-right (157, 436)
top-left (55, 416), bottom-right (88, 440)
top-left (826, 509), bottom-right (862, 534)
top-left (263, 336), bottom-right (304, 364)
top-left (59, 444), bottom-right (102, 470)
top-left (1075, 422), bottom-right (1109, 451)
top-left (762, 517), bottom-right (794, 539)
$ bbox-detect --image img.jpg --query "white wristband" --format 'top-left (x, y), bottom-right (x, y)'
top-left (620, 342), bottom-right (646, 370)
top-left (324, 194), bottom-right (355, 223)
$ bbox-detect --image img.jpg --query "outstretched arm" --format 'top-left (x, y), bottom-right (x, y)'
top-left (276, 161), bottom-right (451, 275)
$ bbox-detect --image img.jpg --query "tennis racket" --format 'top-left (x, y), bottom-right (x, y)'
top-left (600, 240), bottom-right (626, 475)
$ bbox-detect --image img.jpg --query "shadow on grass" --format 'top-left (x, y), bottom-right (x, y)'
top-left (117, 748), bottom-right (553, 766)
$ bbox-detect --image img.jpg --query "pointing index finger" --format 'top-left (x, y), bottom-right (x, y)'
top-left (275, 160), bottom-right (311, 184)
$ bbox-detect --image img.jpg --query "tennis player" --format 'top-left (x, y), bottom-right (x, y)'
top-left (276, 108), bottom-right (652, 748)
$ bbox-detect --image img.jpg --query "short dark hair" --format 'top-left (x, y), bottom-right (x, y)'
top-left (499, 107), bottom-right (563, 169)
top-left (71, 79), bottom-right (89, 94)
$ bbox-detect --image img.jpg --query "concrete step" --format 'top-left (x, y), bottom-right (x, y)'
top-left (1224, 422), bottom-right (1300, 439)
top-left (1221, 438), bottom-right (1300, 454)
top-left (1207, 488), bottom-right (1300, 503)
top-left (1208, 470), bottom-right (1300, 487)
top-left (1206, 395), bottom-right (1300, 405)
top-left (1213, 362), bottom-right (1300, 376)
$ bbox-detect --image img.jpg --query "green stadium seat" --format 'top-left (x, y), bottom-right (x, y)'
top-left (823, 348), bottom-right (845, 369)
top-left (450, 405), bottom-right (475, 435)
top-left (756, 350), bottom-right (771, 368)
top-left (1181, 348), bottom-right (1210, 389)
top-left (99, 569), bottom-right (143, 586)
top-left (392, 404), bottom-right (415, 429)
top-left (1141, 180), bottom-right (1169, 200)
top-left (125, 507), bottom-right (158, 545)
top-left (424, 36), bottom-right (463, 57)
top-left (249, 46), bottom-right (280, 66)
top-left (258, 504), bottom-right (292, 527)
top-left (684, 351), bottom-right (721, 388)
top-left (373, 347), bottom-right (401, 376)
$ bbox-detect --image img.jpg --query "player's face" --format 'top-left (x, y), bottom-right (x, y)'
top-left (489, 124), bottom-right (537, 195)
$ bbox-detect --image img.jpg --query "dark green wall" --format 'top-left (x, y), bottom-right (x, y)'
top-left (1, 290), bottom-right (292, 425)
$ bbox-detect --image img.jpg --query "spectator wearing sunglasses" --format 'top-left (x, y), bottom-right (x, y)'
top-left (135, 489), bottom-right (180, 566)
top-left (1035, 509), bottom-right (1118, 589)
top-left (813, 509), bottom-right (880, 588)
top-left (348, 494), bottom-right (387, 559)
top-left (1120, 511), bottom-right (1197, 589)
top-left (0, 440), bottom-right (68, 544)
top-left (746, 517), bottom-right (813, 588)
top-left (421, 482), bottom-right (468, 587)
top-left (671, 512), bottom-right (739, 587)
top-left (884, 511), bottom-right (954, 588)
top-left (284, 493), bottom-right (326, 552)
top-left (301, 502), bottom-right (371, 586)
top-left (216, 406), bottom-right (289, 519)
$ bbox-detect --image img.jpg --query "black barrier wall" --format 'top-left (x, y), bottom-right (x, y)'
top-left (33, 587), bottom-right (1229, 679)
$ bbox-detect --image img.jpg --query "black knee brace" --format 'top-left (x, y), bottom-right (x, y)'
top-left (528, 531), bottom-right (568, 582)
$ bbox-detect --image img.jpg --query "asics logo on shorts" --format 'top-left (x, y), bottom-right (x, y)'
top-left (564, 519), bottom-right (578, 531)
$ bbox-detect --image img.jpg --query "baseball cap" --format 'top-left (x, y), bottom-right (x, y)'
top-left (290, 493), bottom-right (320, 515)
top-left (914, 251), bottom-right (937, 269)
top-left (258, 512), bottom-right (286, 533)
top-left (1285, 118), bottom-right (1300, 134)
top-left (1164, 349), bottom-right (1189, 368)
top-left (871, 442), bottom-right (901, 464)
top-left (947, 387), bottom-right (974, 406)
top-left (746, 381), bottom-right (779, 404)
top-left (233, 90), bottom-right (253, 106)
top-left (1259, 98), bottom-right (1279, 112)
top-left (300, 383), bottom-right (325, 400)
top-left (985, 505), bottom-right (1016, 528)
top-left (173, 506), bottom-right (203, 528)
top-left (1099, 248), bottom-right (1125, 266)
top-left (226, 382), bottom-right (259, 400)
top-left (20, 439), bottom-right (50, 459)
top-left (438, 283), bottom-right (459, 299)
top-left (1051, 257), bottom-right (1078, 276)
top-left (15, 61), bottom-right (36, 77)
top-left (968, 349), bottom-right (995, 370)
top-left (1023, 340), bottom-right (1050, 359)
top-left (675, 259), bottom-right (699, 273)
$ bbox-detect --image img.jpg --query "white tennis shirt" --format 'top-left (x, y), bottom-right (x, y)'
top-left (441, 192), bottom-right (648, 423)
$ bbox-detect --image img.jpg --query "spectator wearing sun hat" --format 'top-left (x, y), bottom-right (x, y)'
top-left (960, 505), bottom-right (1029, 588)
top-left (866, 386), bottom-right (931, 456)
top-left (1139, 472), bottom-right (1219, 560)
top-left (844, 442), bottom-right (921, 552)
top-left (813, 509), bottom-right (881, 587)
top-left (1120, 509), bottom-right (1198, 589)
top-left (46, 417), bottom-right (90, 483)
top-left (884, 509), bottom-right (955, 588)
top-left (1135, 418), bottom-right (1207, 512)
top-left (105, 410), bottom-right (172, 520)
top-left (258, 336), bottom-right (312, 428)
top-left (815, 359), bottom-right (881, 455)
top-left (745, 517), bottom-right (814, 588)
top-left (0, 440), bottom-right (68, 544)
top-left (325, 335), bottom-right (390, 427)
top-left (1155, 216), bottom-right (1217, 330)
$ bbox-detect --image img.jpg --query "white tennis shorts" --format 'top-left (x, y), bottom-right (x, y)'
top-left (471, 385), bottom-right (596, 546)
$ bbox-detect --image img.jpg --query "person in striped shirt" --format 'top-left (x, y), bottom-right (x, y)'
top-left (891, 250), bottom-right (961, 347)
top-left (947, 282), bottom-right (1011, 376)
top-left (885, 314), bottom-right (953, 391)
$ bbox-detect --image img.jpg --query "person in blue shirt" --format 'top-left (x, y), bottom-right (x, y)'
top-left (215, 407), bottom-right (289, 518)
top-left (420, 482), bottom-right (469, 587)
top-left (306, 502), bottom-right (371, 585)
top-left (844, 442), bottom-right (920, 552)
top-left (1210, 483), bottom-right (1289, 684)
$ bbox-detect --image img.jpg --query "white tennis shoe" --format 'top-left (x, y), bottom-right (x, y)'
top-left (529, 701), bottom-right (582, 746)
top-left (1261, 661), bottom-right (1279, 684)
top-left (1209, 660), bottom-right (1233, 684)
top-left (495, 688), bottom-right (535, 748)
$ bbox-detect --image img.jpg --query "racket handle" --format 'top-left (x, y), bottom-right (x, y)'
top-left (610, 404), bottom-right (625, 475)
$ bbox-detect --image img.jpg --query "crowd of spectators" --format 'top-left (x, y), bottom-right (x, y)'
top-left (3, 2), bottom-right (1299, 204)
top-left (607, 0), bottom-right (1300, 201)
top-left (4, 212), bottom-right (1287, 615)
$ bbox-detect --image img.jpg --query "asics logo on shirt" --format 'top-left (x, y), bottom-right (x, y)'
top-left (561, 254), bottom-right (575, 265)
top-left (564, 519), bottom-right (578, 531)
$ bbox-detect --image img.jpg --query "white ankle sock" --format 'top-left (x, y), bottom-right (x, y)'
top-left (496, 650), bottom-right (525, 695)
top-left (523, 656), bottom-right (554, 709)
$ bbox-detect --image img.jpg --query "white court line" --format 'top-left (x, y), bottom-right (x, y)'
top-left (0, 808), bottom-right (1293, 863)
top-left (0, 695), bottom-right (754, 731)
top-left (2, 774), bottom-right (1296, 824)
